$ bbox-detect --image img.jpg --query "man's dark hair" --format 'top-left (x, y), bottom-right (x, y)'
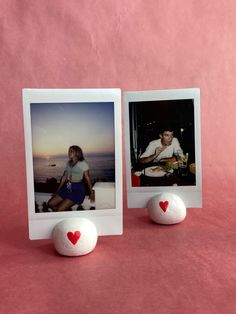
top-left (159, 125), bottom-right (174, 135)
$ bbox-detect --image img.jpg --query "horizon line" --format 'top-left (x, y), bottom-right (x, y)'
top-left (33, 151), bottom-right (115, 158)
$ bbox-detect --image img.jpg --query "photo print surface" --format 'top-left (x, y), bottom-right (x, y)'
top-left (124, 89), bottom-right (202, 208)
top-left (31, 102), bottom-right (115, 213)
top-left (23, 89), bottom-right (122, 239)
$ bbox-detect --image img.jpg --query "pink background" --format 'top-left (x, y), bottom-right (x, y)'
top-left (0, 1), bottom-right (235, 313)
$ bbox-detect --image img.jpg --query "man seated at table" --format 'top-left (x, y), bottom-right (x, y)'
top-left (139, 126), bottom-right (183, 164)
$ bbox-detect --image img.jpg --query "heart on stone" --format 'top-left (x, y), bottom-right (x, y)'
top-left (67, 231), bottom-right (81, 245)
top-left (159, 201), bottom-right (169, 212)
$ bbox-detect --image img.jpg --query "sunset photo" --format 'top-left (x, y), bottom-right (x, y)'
top-left (23, 88), bottom-right (122, 238)
top-left (30, 101), bottom-right (115, 212)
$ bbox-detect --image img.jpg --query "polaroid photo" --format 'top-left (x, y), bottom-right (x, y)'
top-left (23, 88), bottom-right (122, 239)
top-left (124, 88), bottom-right (202, 208)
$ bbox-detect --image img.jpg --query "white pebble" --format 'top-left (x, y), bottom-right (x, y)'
top-left (52, 218), bottom-right (98, 256)
top-left (147, 193), bottom-right (186, 224)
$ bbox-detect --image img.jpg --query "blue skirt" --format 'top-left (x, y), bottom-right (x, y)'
top-left (58, 182), bottom-right (86, 205)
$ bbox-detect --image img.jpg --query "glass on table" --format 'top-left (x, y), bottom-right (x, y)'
top-left (176, 151), bottom-right (189, 176)
top-left (176, 149), bottom-right (184, 166)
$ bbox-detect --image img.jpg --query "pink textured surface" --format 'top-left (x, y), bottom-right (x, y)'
top-left (0, 0), bottom-right (236, 313)
top-left (0, 209), bottom-right (235, 314)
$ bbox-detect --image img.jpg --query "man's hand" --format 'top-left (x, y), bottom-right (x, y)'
top-left (155, 146), bottom-right (167, 156)
top-left (139, 146), bottom-right (167, 164)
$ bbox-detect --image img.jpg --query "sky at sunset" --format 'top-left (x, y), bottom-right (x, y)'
top-left (30, 102), bottom-right (115, 157)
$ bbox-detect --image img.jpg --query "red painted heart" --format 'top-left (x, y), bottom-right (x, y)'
top-left (67, 231), bottom-right (81, 245)
top-left (159, 201), bottom-right (169, 212)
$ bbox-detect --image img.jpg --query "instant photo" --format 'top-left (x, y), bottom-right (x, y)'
top-left (23, 89), bottom-right (122, 239)
top-left (124, 88), bottom-right (202, 208)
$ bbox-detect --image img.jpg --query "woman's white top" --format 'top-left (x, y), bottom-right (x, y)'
top-left (65, 160), bottom-right (89, 181)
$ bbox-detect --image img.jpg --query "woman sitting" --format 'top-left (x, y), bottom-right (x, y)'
top-left (47, 145), bottom-right (94, 211)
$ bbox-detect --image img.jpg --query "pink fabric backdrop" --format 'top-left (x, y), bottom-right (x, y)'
top-left (0, 1), bottom-right (235, 313)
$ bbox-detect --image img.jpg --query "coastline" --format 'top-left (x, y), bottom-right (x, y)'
top-left (33, 153), bottom-right (115, 184)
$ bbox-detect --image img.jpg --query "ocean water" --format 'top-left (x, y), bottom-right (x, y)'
top-left (33, 153), bottom-right (115, 183)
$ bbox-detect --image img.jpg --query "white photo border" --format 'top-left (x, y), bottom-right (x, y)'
top-left (124, 88), bottom-right (202, 208)
top-left (23, 88), bottom-right (122, 239)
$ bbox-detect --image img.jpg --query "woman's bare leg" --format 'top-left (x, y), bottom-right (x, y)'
top-left (47, 194), bottom-right (63, 211)
top-left (57, 199), bottom-right (75, 212)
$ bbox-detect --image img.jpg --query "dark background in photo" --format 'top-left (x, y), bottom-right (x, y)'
top-left (129, 99), bottom-right (195, 167)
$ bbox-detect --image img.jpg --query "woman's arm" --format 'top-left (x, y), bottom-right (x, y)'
top-left (84, 170), bottom-right (95, 202)
top-left (55, 171), bottom-right (67, 194)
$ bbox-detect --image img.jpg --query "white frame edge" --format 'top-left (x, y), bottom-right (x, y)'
top-left (23, 88), bottom-right (123, 239)
top-left (124, 88), bottom-right (202, 208)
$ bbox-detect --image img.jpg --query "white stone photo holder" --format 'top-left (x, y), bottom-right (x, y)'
top-left (147, 192), bottom-right (186, 225)
top-left (52, 218), bottom-right (98, 256)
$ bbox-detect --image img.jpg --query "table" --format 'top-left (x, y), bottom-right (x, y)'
top-left (133, 162), bottom-right (196, 187)
top-left (140, 171), bottom-right (196, 186)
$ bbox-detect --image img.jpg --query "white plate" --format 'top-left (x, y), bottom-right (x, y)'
top-left (144, 166), bottom-right (173, 177)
